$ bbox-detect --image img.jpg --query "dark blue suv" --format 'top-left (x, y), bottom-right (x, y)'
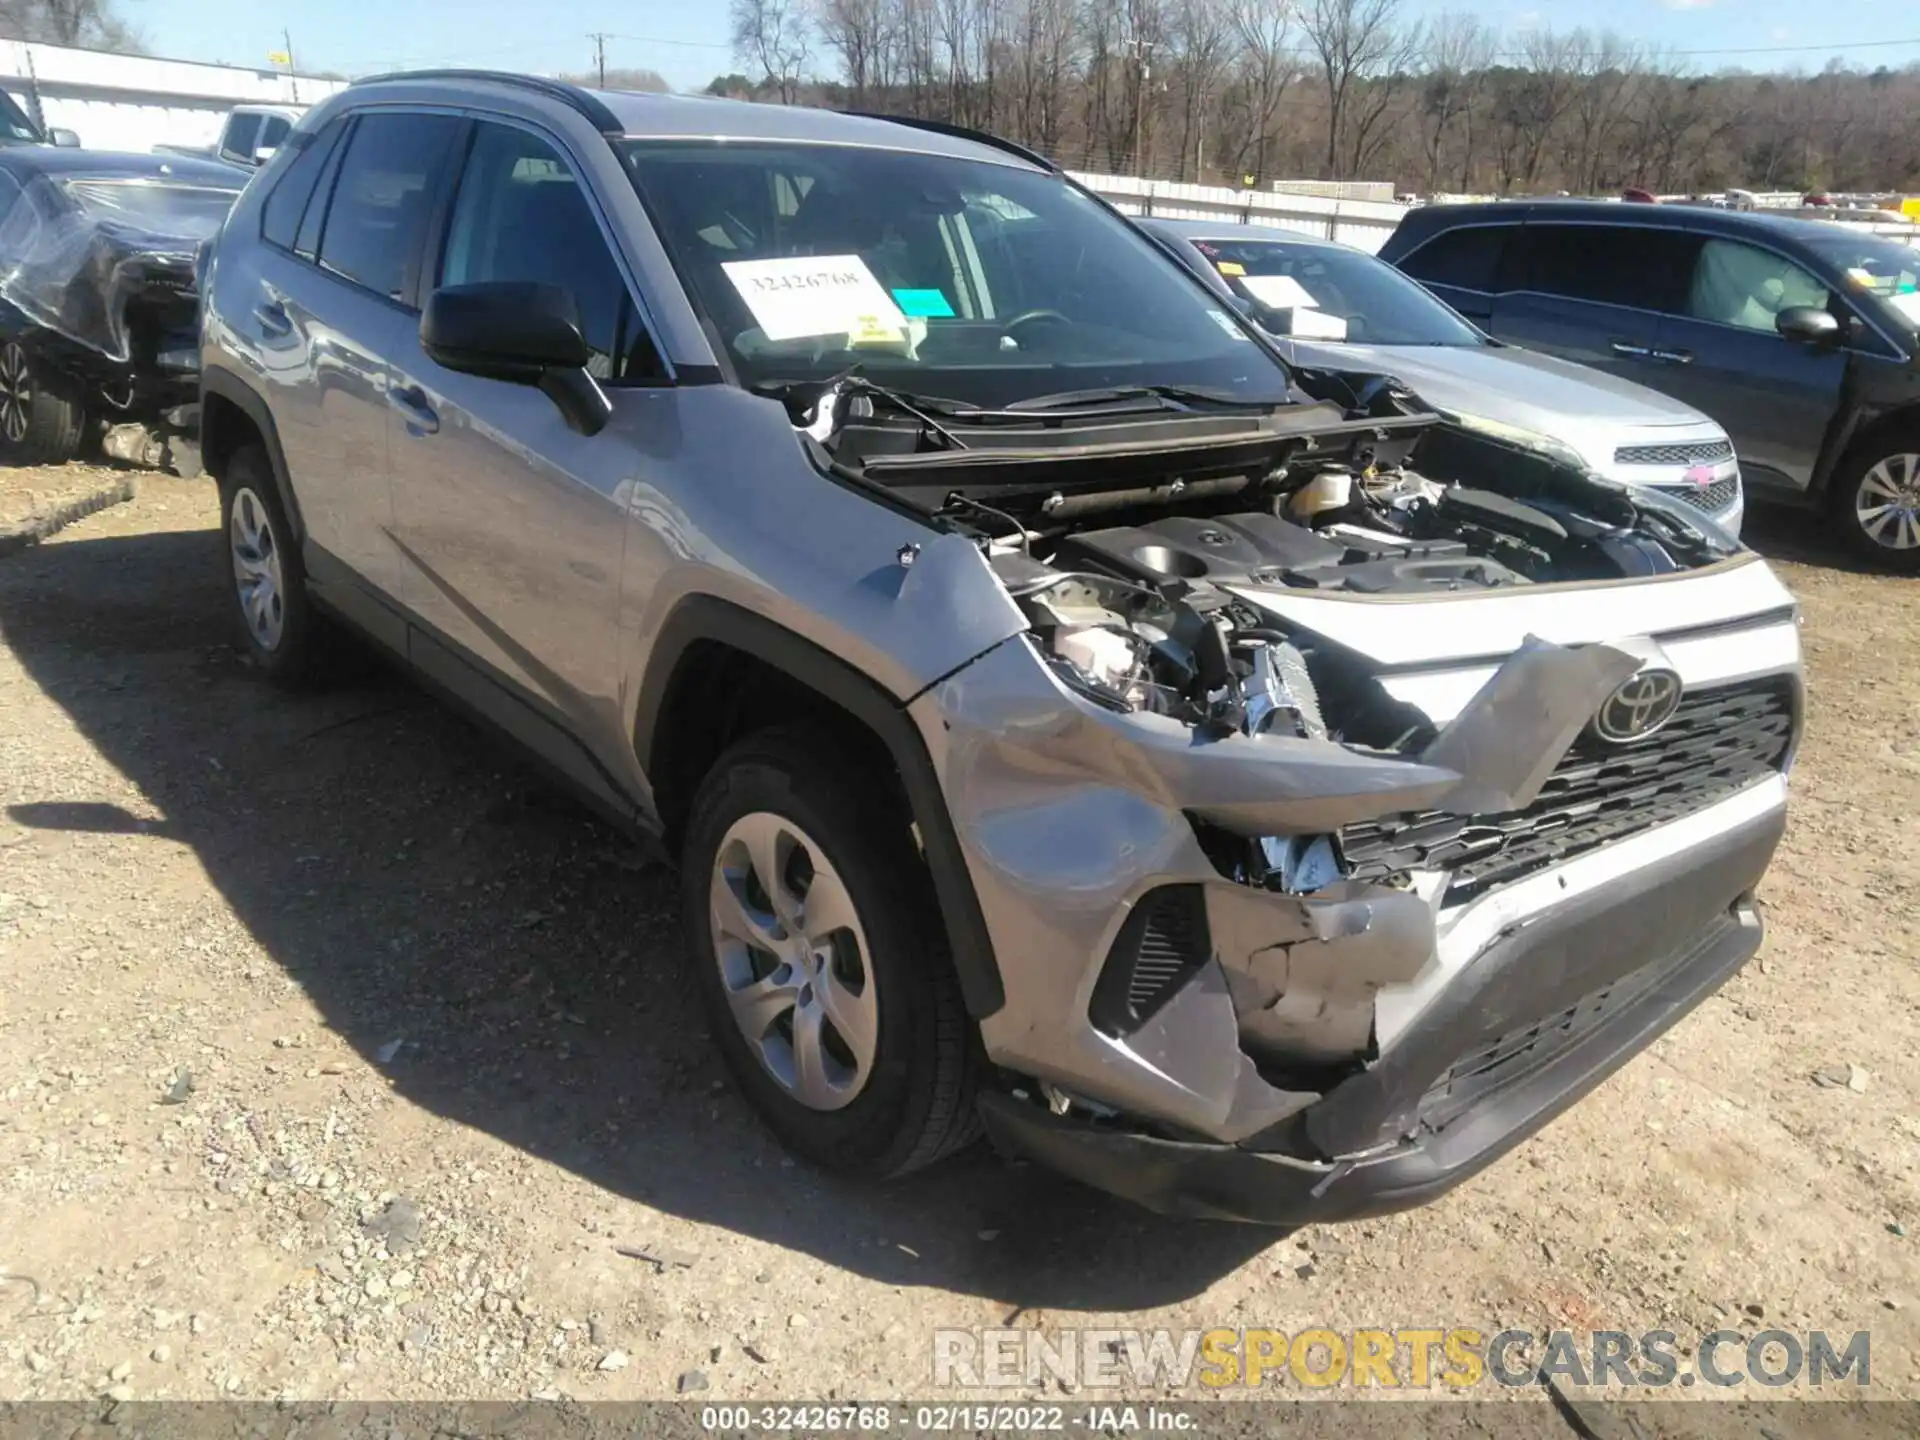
top-left (1382, 201), bottom-right (1920, 569)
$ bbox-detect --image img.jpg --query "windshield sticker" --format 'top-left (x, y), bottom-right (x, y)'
top-left (1215, 261), bottom-right (1247, 276)
top-left (891, 287), bottom-right (956, 318)
top-left (1206, 308), bottom-right (1252, 341)
top-left (1288, 307), bottom-right (1349, 340)
top-left (1239, 273), bottom-right (1320, 310)
top-left (721, 254), bottom-right (907, 343)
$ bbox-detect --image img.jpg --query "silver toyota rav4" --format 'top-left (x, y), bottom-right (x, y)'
top-left (199, 73), bottom-right (1802, 1223)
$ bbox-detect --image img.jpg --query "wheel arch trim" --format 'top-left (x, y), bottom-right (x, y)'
top-left (634, 594), bottom-right (1006, 1019)
top-left (201, 370), bottom-right (306, 544)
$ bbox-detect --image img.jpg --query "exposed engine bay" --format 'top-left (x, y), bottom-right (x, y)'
top-left (980, 443), bottom-right (1726, 741)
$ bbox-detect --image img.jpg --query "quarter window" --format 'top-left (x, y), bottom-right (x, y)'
top-left (315, 111), bottom-right (461, 305)
top-left (437, 122), bottom-right (661, 381)
top-left (260, 119), bottom-right (344, 251)
top-left (1400, 225), bottom-right (1510, 292)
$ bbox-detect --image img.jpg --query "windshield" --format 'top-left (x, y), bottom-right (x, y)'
top-left (1805, 230), bottom-right (1920, 330)
top-left (618, 140), bottom-right (1292, 409)
top-left (1187, 233), bottom-right (1483, 347)
top-left (60, 178), bottom-right (243, 235)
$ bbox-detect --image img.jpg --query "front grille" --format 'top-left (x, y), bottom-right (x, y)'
top-left (1341, 678), bottom-right (1794, 905)
top-left (1614, 438), bottom-right (1734, 467)
top-left (1652, 476), bottom-right (1741, 515)
top-left (1087, 885), bottom-right (1211, 1037)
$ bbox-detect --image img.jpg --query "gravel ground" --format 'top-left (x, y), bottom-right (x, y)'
top-left (0, 474), bottom-right (1916, 1413)
top-left (0, 464), bottom-right (134, 557)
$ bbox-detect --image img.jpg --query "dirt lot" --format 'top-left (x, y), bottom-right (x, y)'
top-left (0, 471), bottom-right (1917, 1411)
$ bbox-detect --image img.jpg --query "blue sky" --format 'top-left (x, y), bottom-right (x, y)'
top-left (135, 0), bottom-right (1920, 92)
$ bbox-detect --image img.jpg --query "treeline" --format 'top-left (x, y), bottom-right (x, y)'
top-left (713, 0), bottom-right (1920, 194)
top-left (0, 0), bottom-right (142, 51)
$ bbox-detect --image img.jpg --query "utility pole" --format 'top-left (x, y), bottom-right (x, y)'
top-left (590, 33), bottom-right (608, 88)
top-left (1126, 35), bottom-right (1154, 178)
top-left (283, 29), bottom-right (299, 103)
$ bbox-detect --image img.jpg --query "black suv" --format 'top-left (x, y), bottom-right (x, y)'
top-left (1382, 201), bottom-right (1920, 568)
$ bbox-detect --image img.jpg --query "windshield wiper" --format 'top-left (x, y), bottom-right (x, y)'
top-left (1002, 383), bottom-right (1286, 413)
top-left (755, 372), bottom-right (973, 449)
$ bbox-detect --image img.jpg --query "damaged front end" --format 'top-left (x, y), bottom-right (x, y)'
top-left (0, 166), bottom-right (243, 460)
top-left (861, 381), bottom-right (1800, 1221)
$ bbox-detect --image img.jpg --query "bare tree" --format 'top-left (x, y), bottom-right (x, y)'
top-left (1561, 30), bottom-right (1642, 194)
top-left (1300, 0), bottom-right (1419, 180)
top-left (1415, 11), bottom-right (1494, 193)
top-left (0, 0), bottom-right (142, 49)
top-left (730, 0), bottom-right (813, 103)
top-left (1169, 0), bottom-right (1232, 179)
top-left (819, 0), bottom-right (893, 106)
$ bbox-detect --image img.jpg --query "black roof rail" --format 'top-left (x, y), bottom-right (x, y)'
top-left (843, 112), bottom-right (1057, 171)
top-left (355, 69), bottom-right (624, 134)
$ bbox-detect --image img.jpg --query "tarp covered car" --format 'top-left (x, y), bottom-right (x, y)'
top-left (0, 149), bottom-right (247, 467)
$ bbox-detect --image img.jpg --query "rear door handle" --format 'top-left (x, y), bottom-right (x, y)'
top-left (253, 301), bottom-right (291, 337)
top-left (388, 385), bottom-right (439, 435)
top-left (1651, 348), bottom-right (1693, 365)
top-left (1609, 340), bottom-right (1653, 359)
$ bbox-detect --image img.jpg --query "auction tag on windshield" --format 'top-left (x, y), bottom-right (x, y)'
top-left (721, 255), bottom-right (908, 343)
top-left (1239, 273), bottom-right (1320, 310)
top-left (1288, 306), bottom-right (1349, 339)
top-left (1215, 261), bottom-right (1247, 276)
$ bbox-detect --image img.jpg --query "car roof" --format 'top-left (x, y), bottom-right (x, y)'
top-left (1402, 198), bottom-right (1878, 249)
top-left (1138, 216), bottom-right (1350, 251)
top-left (0, 147), bottom-right (249, 187)
top-left (349, 71), bottom-right (1047, 171)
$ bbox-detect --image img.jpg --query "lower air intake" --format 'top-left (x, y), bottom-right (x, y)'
top-left (1088, 885), bottom-right (1212, 1037)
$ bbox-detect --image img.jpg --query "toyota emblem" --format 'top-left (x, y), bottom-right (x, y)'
top-left (1595, 668), bottom-right (1683, 743)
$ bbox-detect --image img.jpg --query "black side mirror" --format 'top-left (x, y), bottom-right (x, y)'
top-left (421, 281), bottom-right (609, 435)
top-left (1776, 305), bottom-right (1841, 346)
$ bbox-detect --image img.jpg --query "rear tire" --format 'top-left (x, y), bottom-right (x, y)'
top-left (1833, 431), bottom-right (1920, 573)
top-left (681, 725), bottom-right (982, 1179)
top-left (0, 338), bottom-right (87, 466)
top-left (218, 444), bottom-right (326, 686)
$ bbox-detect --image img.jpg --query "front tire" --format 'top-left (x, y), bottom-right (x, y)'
top-left (681, 726), bottom-right (982, 1179)
top-left (0, 338), bottom-right (86, 466)
top-left (218, 445), bottom-right (324, 685)
top-left (1834, 435), bottom-right (1920, 572)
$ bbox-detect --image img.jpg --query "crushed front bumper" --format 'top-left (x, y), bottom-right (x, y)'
top-left (975, 783), bottom-right (1782, 1224)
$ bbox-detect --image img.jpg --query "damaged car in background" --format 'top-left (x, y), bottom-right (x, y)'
top-left (199, 77), bottom-right (1802, 1223)
top-left (0, 148), bottom-right (245, 469)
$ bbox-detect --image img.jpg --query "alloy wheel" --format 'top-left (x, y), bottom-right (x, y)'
top-left (708, 810), bottom-right (878, 1112)
top-left (1856, 453), bottom-right (1920, 552)
top-left (0, 342), bottom-right (32, 444)
top-left (229, 486), bottom-right (286, 651)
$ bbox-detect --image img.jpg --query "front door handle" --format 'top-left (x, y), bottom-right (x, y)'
top-left (1651, 348), bottom-right (1694, 365)
top-left (1610, 340), bottom-right (1653, 359)
top-left (388, 385), bottom-right (439, 435)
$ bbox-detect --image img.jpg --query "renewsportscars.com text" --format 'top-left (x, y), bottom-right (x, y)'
top-left (932, 1327), bottom-right (1872, 1391)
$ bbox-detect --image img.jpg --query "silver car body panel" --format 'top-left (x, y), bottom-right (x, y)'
top-left (202, 77), bottom-right (1803, 1198)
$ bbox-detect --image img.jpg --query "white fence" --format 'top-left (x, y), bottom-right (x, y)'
top-left (0, 41), bottom-right (347, 156)
top-left (1073, 171), bottom-right (1408, 253)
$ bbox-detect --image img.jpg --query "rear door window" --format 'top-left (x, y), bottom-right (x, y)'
top-left (1520, 224), bottom-right (1701, 312)
top-left (315, 111), bottom-right (462, 305)
top-left (219, 113), bottom-right (261, 163)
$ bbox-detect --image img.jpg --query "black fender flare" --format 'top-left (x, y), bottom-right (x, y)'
top-left (634, 595), bottom-right (1006, 1020)
top-left (200, 369), bottom-right (306, 542)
